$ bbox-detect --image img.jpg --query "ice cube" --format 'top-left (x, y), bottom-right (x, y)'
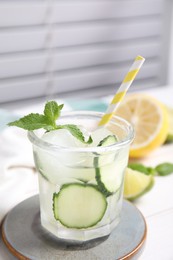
top-left (34, 127), bottom-right (96, 183)
top-left (90, 127), bottom-right (118, 166)
top-left (90, 127), bottom-right (115, 147)
top-left (42, 128), bottom-right (87, 148)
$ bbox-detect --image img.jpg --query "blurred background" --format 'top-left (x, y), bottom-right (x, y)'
top-left (0, 0), bottom-right (173, 109)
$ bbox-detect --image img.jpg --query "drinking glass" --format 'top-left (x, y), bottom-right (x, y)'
top-left (28, 111), bottom-right (134, 242)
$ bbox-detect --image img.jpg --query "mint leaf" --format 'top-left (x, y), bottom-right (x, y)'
top-left (128, 163), bottom-right (153, 175)
top-left (155, 163), bottom-right (173, 176)
top-left (8, 101), bottom-right (63, 131)
top-left (128, 162), bottom-right (173, 177)
top-left (8, 101), bottom-right (93, 145)
top-left (44, 101), bottom-right (63, 127)
top-left (57, 124), bottom-right (93, 144)
top-left (58, 104), bottom-right (64, 110)
top-left (146, 167), bottom-right (158, 176)
top-left (7, 113), bottom-right (50, 130)
top-left (165, 134), bottom-right (173, 144)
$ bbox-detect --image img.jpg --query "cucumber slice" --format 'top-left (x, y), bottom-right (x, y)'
top-left (95, 135), bottom-right (120, 197)
top-left (98, 135), bottom-right (117, 147)
top-left (53, 183), bottom-right (107, 229)
top-left (95, 164), bottom-right (122, 197)
top-left (95, 135), bottom-right (118, 167)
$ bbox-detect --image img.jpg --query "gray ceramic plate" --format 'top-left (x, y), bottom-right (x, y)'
top-left (2, 195), bottom-right (146, 260)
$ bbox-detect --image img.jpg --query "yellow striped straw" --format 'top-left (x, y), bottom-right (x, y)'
top-left (98, 55), bottom-right (145, 126)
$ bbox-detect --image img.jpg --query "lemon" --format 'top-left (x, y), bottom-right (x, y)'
top-left (165, 106), bottom-right (173, 143)
top-left (115, 93), bottom-right (169, 157)
top-left (124, 168), bottom-right (154, 200)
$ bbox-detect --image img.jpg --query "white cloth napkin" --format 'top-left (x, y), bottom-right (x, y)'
top-left (0, 99), bottom-right (72, 225)
top-left (0, 127), bottom-right (38, 224)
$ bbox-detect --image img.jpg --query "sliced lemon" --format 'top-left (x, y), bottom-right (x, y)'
top-left (165, 106), bottom-right (173, 143)
top-left (124, 168), bottom-right (154, 200)
top-left (115, 93), bottom-right (169, 157)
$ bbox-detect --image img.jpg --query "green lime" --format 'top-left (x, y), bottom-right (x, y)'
top-left (124, 168), bottom-right (154, 201)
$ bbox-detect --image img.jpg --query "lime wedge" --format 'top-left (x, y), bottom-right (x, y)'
top-left (165, 106), bottom-right (173, 143)
top-left (124, 168), bottom-right (154, 201)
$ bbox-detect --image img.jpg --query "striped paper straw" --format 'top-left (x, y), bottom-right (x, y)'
top-left (98, 55), bottom-right (145, 126)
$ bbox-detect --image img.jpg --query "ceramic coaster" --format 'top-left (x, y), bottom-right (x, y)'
top-left (2, 195), bottom-right (147, 260)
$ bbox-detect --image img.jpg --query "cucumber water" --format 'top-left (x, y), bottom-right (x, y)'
top-left (33, 113), bottom-right (131, 241)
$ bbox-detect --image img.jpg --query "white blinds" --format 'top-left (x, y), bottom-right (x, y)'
top-left (0, 0), bottom-right (167, 103)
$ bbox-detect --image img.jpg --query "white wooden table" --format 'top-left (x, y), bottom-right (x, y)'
top-left (131, 85), bottom-right (173, 260)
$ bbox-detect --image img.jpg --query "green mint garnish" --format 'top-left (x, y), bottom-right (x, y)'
top-left (8, 113), bottom-right (50, 131)
top-left (8, 101), bottom-right (93, 144)
top-left (155, 163), bottom-right (173, 176)
top-left (128, 162), bottom-right (173, 177)
top-left (56, 124), bottom-right (93, 144)
top-left (146, 167), bottom-right (158, 176)
top-left (44, 101), bottom-right (63, 128)
top-left (128, 163), bottom-right (153, 175)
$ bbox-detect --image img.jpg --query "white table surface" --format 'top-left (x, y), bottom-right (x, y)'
top-left (0, 85), bottom-right (173, 260)
top-left (132, 85), bottom-right (173, 260)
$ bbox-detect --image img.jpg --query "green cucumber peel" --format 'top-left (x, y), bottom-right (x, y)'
top-left (94, 135), bottom-right (118, 197)
top-left (95, 168), bottom-right (113, 197)
top-left (97, 135), bottom-right (117, 147)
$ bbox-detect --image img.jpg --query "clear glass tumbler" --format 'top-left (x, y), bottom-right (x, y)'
top-left (28, 111), bottom-right (134, 242)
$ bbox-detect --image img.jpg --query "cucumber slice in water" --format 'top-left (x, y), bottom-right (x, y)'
top-left (53, 183), bottom-right (107, 229)
top-left (95, 164), bottom-right (121, 197)
top-left (95, 135), bottom-right (120, 197)
top-left (98, 135), bottom-right (117, 147)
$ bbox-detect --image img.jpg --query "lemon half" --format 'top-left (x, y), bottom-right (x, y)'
top-left (115, 93), bottom-right (169, 157)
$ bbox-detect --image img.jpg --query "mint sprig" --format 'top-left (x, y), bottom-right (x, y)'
top-left (128, 162), bottom-right (173, 176)
top-left (128, 163), bottom-right (156, 176)
top-left (8, 101), bottom-right (93, 144)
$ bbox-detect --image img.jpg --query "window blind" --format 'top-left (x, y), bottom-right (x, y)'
top-left (0, 0), bottom-right (167, 103)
